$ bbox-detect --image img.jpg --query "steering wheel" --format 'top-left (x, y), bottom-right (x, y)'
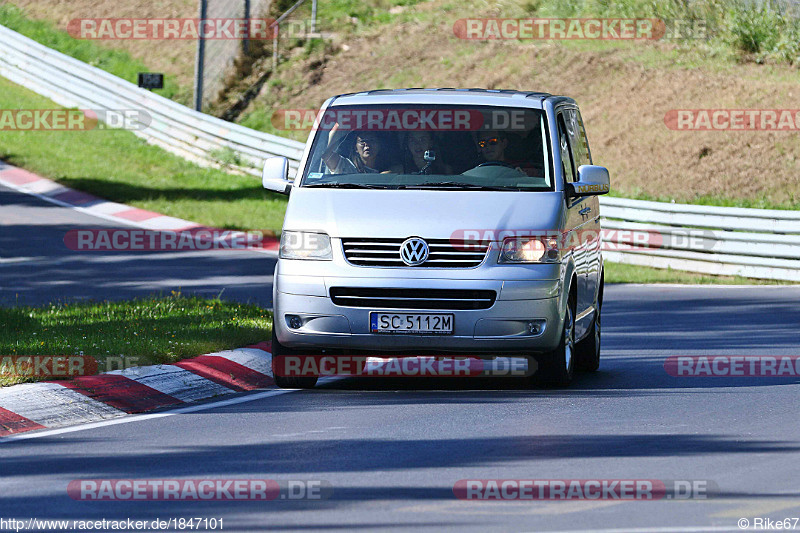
top-left (477, 161), bottom-right (516, 169)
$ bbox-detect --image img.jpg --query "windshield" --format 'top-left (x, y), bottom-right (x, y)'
top-left (299, 104), bottom-right (552, 191)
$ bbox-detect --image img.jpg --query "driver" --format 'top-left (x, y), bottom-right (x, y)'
top-left (475, 129), bottom-right (527, 174)
top-left (475, 130), bottom-right (535, 176)
top-left (476, 130), bottom-right (510, 163)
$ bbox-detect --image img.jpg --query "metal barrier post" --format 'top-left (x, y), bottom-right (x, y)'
top-left (193, 0), bottom-right (208, 111)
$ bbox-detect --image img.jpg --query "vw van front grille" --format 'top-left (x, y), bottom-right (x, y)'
top-left (341, 238), bottom-right (489, 268)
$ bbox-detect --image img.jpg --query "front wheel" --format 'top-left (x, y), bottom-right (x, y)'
top-left (271, 327), bottom-right (318, 389)
top-left (536, 292), bottom-right (576, 387)
top-left (575, 307), bottom-right (601, 372)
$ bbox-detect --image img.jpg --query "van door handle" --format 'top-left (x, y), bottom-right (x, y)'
top-left (579, 207), bottom-right (592, 216)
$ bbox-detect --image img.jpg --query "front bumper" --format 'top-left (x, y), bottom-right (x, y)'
top-left (274, 270), bottom-right (564, 354)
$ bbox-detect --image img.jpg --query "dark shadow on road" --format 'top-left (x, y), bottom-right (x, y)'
top-left (0, 433), bottom-right (799, 524)
top-left (1, 433), bottom-right (798, 478)
top-left (0, 223), bottom-right (276, 307)
top-left (602, 286), bottom-right (800, 352)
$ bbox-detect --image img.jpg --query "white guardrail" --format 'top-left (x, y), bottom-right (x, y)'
top-left (1, 25), bottom-right (799, 281)
top-left (0, 25), bottom-right (305, 175)
top-left (600, 198), bottom-right (800, 281)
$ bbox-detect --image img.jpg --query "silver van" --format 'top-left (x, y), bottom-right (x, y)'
top-left (262, 89), bottom-right (610, 388)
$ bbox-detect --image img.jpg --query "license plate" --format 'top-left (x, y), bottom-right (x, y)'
top-left (370, 313), bottom-right (454, 335)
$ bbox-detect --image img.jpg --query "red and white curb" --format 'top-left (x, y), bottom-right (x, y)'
top-left (0, 163), bottom-right (284, 437)
top-left (0, 348), bottom-right (524, 437)
top-left (0, 342), bottom-right (274, 438)
top-left (0, 161), bottom-right (279, 252)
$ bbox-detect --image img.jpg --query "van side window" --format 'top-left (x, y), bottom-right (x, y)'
top-left (570, 109), bottom-right (592, 167)
top-left (557, 114), bottom-right (576, 184)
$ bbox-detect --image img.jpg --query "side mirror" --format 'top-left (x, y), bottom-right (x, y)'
top-left (568, 165), bottom-right (610, 197)
top-left (262, 157), bottom-right (292, 195)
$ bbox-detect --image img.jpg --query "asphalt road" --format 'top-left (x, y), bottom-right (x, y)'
top-left (0, 184), bottom-right (276, 307)
top-left (2, 183), bottom-right (800, 532)
top-left (2, 286), bottom-right (800, 531)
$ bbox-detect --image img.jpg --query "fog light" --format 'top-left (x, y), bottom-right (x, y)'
top-left (287, 315), bottom-right (303, 329)
top-left (527, 320), bottom-right (545, 335)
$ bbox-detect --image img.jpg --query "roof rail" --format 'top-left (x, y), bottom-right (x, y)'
top-left (335, 88), bottom-right (554, 99)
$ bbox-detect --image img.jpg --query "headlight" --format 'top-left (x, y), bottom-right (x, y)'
top-left (499, 237), bottom-right (560, 263)
top-left (280, 231), bottom-right (332, 260)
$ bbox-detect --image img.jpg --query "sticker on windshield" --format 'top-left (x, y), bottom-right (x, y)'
top-left (307, 172), bottom-right (324, 181)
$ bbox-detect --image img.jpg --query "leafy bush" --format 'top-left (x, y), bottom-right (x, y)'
top-left (726, 1), bottom-right (782, 53)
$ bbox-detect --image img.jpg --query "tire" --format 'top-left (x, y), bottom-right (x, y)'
top-left (576, 278), bottom-right (603, 372)
top-left (271, 326), bottom-right (319, 389)
top-left (536, 289), bottom-right (576, 387)
top-left (575, 307), bottom-right (601, 372)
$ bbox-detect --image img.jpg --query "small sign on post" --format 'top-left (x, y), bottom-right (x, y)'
top-left (138, 73), bottom-right (164, 90)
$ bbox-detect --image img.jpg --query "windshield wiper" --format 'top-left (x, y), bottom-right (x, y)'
top-left (401, 181), bottom-right (515, 191)
top-left (303, 182), bottom-right (389, 189)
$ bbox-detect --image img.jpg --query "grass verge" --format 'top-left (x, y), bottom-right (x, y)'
top-left (0, 3), bottom-right (189, 103)
top-left (0, 294), bottom-right (272, 387)
top-left (0, 76), bottom-right (288, 232)
top-left (604, 261), bottom-right (795, 285)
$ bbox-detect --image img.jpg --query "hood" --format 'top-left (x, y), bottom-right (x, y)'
top-left (283, 189), bottom-right (565, 239)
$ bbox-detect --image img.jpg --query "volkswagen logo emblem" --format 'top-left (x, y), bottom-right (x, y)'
top-left (400, 237), bottom-right (429, 266)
